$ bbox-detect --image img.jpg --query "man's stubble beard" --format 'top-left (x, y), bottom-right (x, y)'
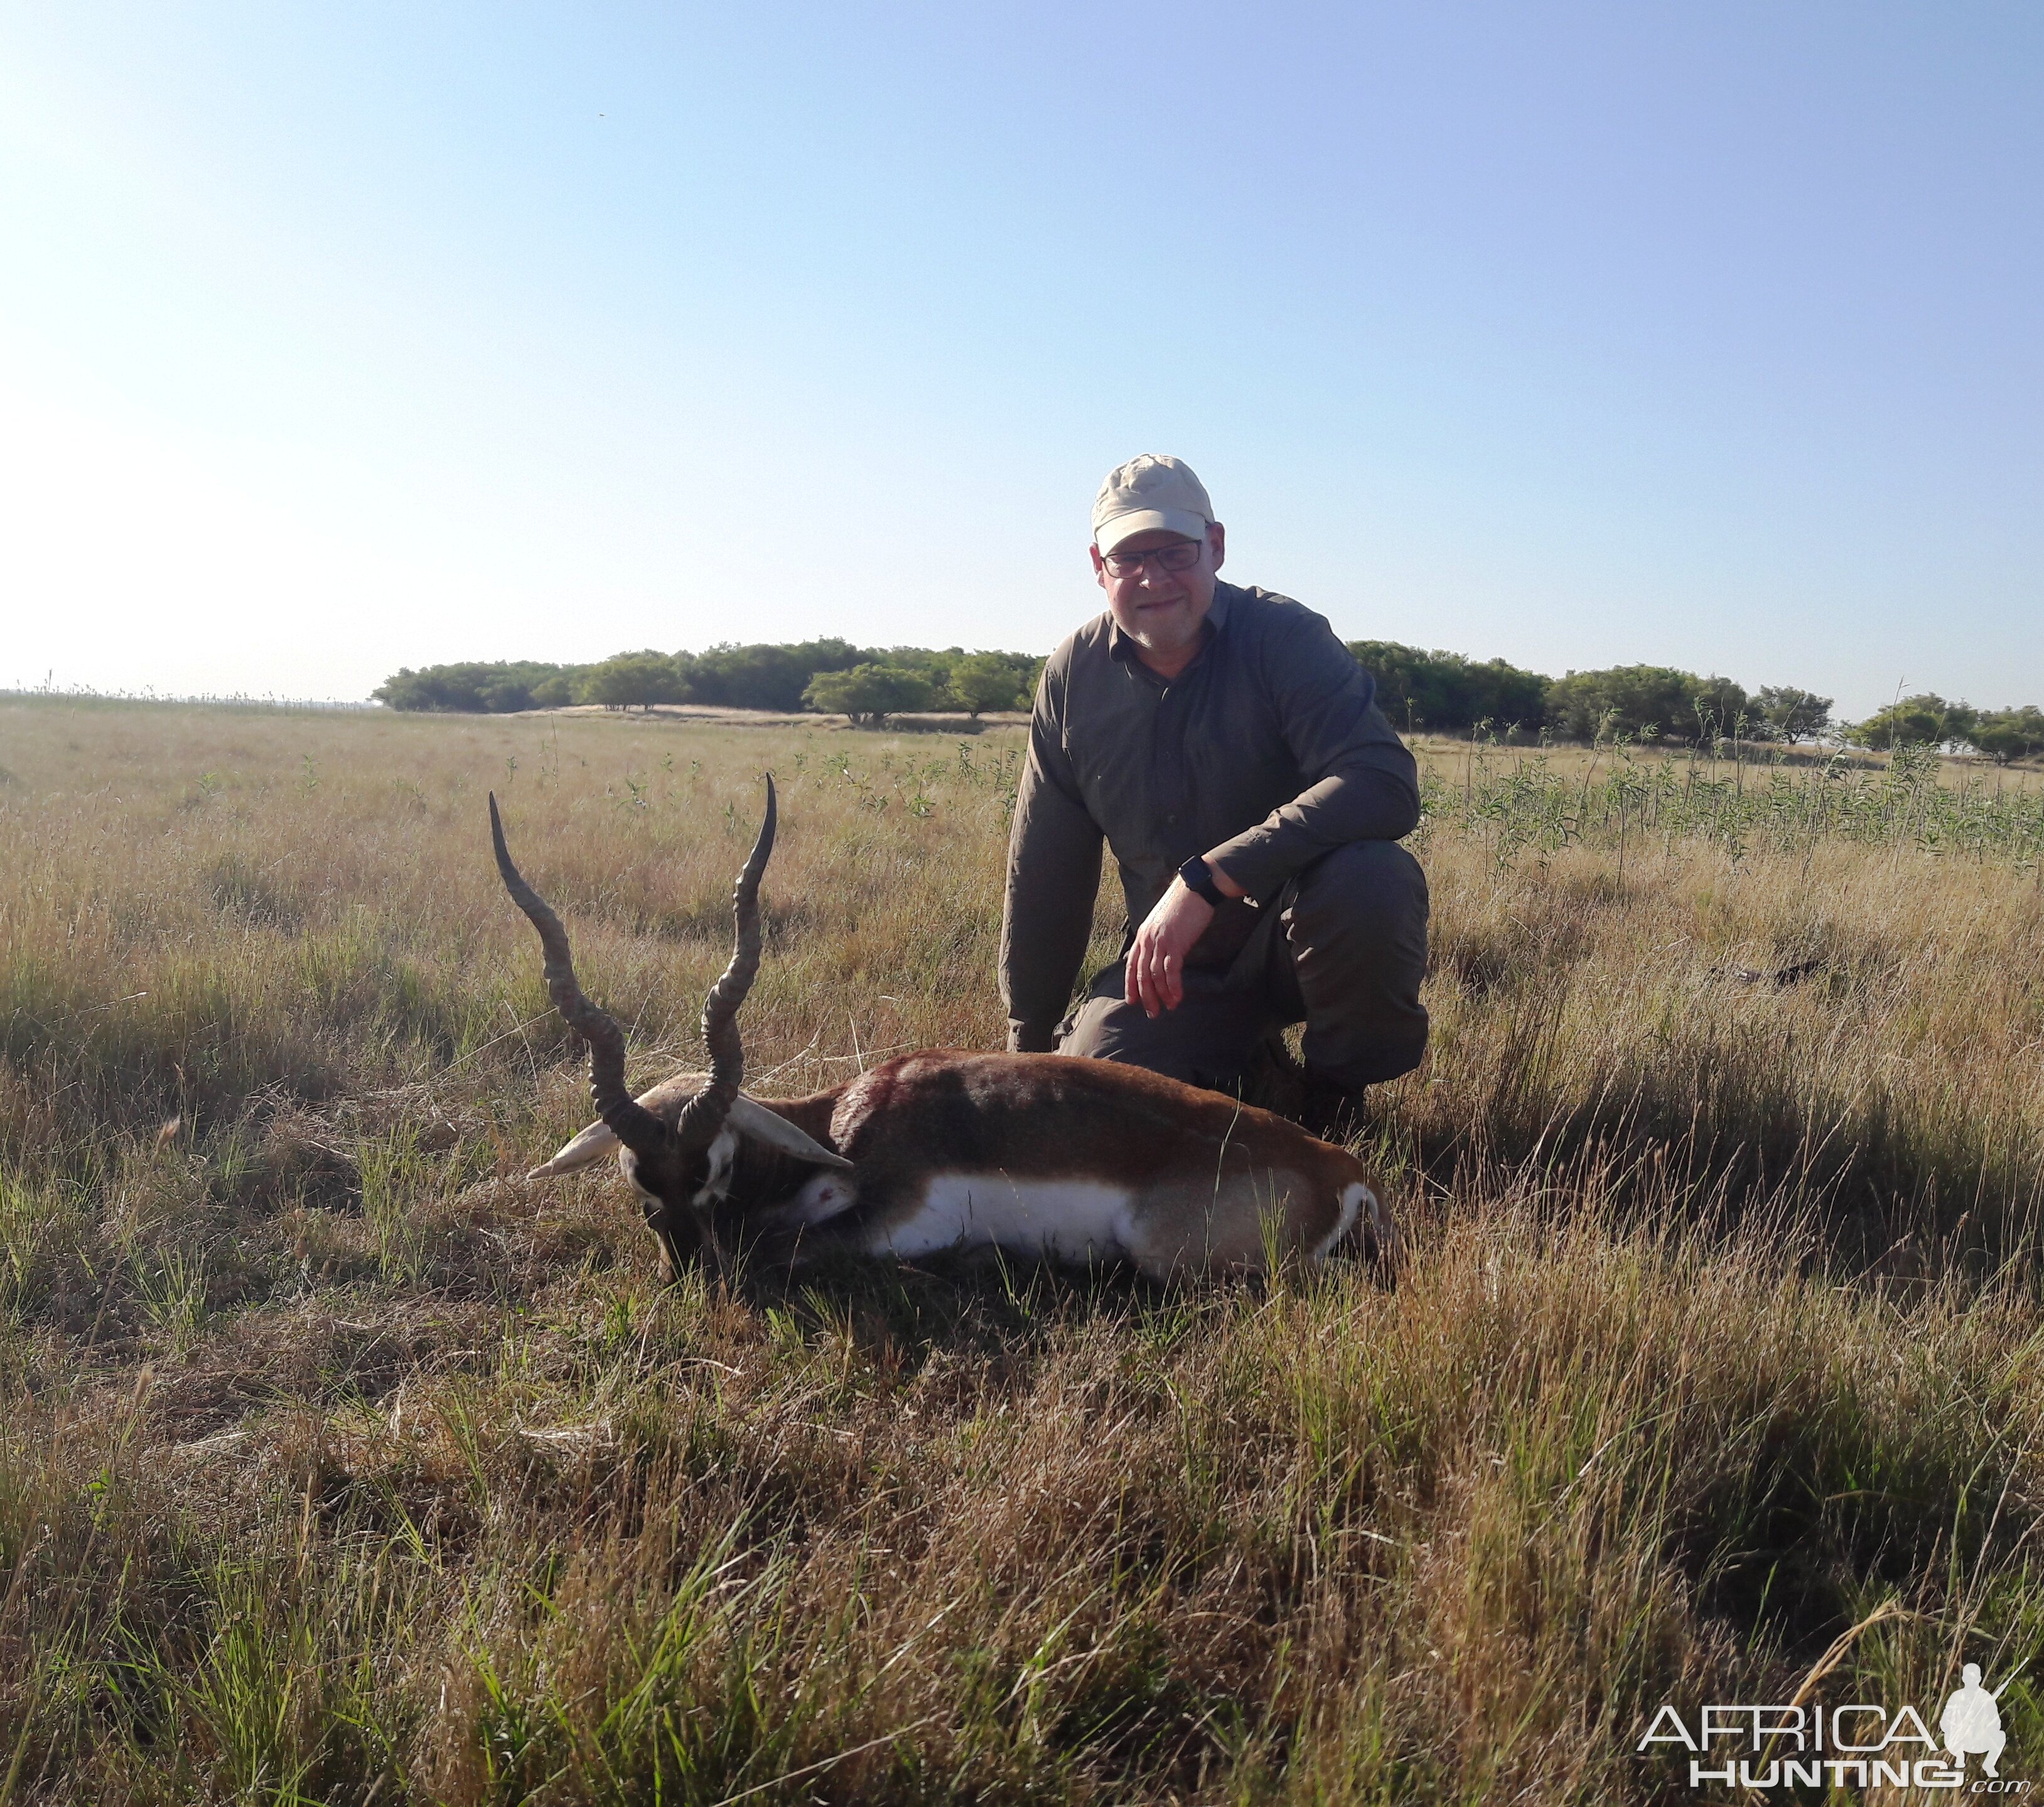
top-left (1116, 590), bottom-right (1208, 657)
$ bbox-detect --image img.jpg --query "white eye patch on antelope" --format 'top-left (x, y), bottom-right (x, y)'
top-left (491, 776), bottom-right (1394, 1283)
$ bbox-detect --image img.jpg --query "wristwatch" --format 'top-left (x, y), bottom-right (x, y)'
top-left (1176, 855), bottom-right (1225, 907)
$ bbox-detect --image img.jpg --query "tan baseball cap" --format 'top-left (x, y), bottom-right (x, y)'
top-left (1090, 453), bottom-right (1215, 554)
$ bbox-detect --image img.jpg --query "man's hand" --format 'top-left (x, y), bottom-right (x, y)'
top-left (1126, 858), bottom-right (1245, 1018)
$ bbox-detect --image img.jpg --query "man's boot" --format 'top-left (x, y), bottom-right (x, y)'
top-left (1299, 1071), bottom-right (1370, 1145)
top-left (1237, 1032), bottom-right (1309, 1120)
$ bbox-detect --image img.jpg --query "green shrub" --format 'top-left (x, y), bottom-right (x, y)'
top-left (1347, 642), bottom-right (1550, 734)
top-left (1544, 665), bottom-right (1713, 743)
top-left (372, 661), bottom-right (586, 713)
top-left (1845, 693), bottom-right (1979, 750)
top-left (1753, 685), bottom-right (1834, 743)
top-left (802, 663), bottom-right (937, 725)
top-left (1972, 704), bottom-right (2044, 763)
top-left (574, 649), bottom-right (689, 711)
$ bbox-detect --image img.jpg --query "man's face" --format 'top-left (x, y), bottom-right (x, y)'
top-left (1090, 522), bottom-right (1227, 667)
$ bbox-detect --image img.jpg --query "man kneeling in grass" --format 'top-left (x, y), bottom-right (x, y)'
top-left (1000, 454), bottom-right (1430, 1137)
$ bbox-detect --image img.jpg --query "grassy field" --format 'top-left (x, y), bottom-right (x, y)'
top-left (4, 696), bottom-right (2044, 1804)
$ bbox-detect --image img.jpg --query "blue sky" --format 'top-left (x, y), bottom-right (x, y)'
top-left (2, 3), bottom-right (2038, 716)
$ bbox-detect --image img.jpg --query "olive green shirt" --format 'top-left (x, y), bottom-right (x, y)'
top-left (1000, 581), bottom-right (1421, 1051)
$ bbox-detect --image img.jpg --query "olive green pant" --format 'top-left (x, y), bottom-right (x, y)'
top-left (1055, 840), bottom-right (1429, 1094)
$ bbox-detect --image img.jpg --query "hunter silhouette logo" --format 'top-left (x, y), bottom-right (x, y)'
top-left (1638, 1669), bottom-right (2026, 1792)
top-left (1943, 1665), bottom-right (2011, 1777)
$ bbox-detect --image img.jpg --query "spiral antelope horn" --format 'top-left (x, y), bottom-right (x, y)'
top-left (489, 794), bottom-right (670, 1161)
top-left (672, 774), bottom-right (776, 1156)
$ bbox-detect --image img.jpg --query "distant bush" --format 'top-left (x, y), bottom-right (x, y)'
top-left (1753, 686), bottom-right (1834, 743)
top-left (1544, 666), bottom-right (1717, 743)
top-left (1845, 694), bottom-right (1978, 752)
top-left (1688, 674), bottom-right (1753, 736)
top-left (1841, 697), bottom-right (2043, 762)
top-left (1972, 705), bottom-right (2044, 764)
top-left (575, 650), bottom-right (689, 712)
top-left (1345, 642), bottom-right (1548, 735)
top-left (372, 661), bottom-right (589, 713)
top-left (802, 664), bottom-right (936, 726)
top-left (945, 650), bottom-right (1042, 716)
top-left (1348, 649), bottom-right (1781, 745)
top-left (684, 640), bottom-right (866, 712)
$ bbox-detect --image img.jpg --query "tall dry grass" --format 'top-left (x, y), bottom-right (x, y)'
top-left (2, 696), bottom-right (2042, 1803)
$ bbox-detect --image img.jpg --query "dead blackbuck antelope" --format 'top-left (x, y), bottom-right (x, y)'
top-left (490, 779), bottom-right (1392, 1282)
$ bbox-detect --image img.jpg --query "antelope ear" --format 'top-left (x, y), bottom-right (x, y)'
top-left (528, 1119), bottom-right (620, 1178)
top-left (529, 1071), bottom-right (708, 1179)
top-left (728, 1094), bottom-right (854, 1170)
top-left (530, 1081), bottom-right (853, 1180)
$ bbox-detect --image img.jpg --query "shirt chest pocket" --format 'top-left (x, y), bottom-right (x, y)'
top-left (1184, 709), bottom-right (1293, 823)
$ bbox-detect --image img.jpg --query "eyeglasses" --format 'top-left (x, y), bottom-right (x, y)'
top-left (1099, 540), bottom-right (1205, 578)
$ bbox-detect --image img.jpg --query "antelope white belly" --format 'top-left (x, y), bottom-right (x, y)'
top-left (866, 1173), bottom-right (1138, 1263)
top-left (777, 1167), bottom-right (858, 1226)
top-left (1315, 1181), bottom-right (1371, 1261)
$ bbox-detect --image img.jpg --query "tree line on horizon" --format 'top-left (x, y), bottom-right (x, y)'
top-left (373, 639), bottom-right (2044, 760)
top-left (372, 642), bottom-right (1044, 725)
